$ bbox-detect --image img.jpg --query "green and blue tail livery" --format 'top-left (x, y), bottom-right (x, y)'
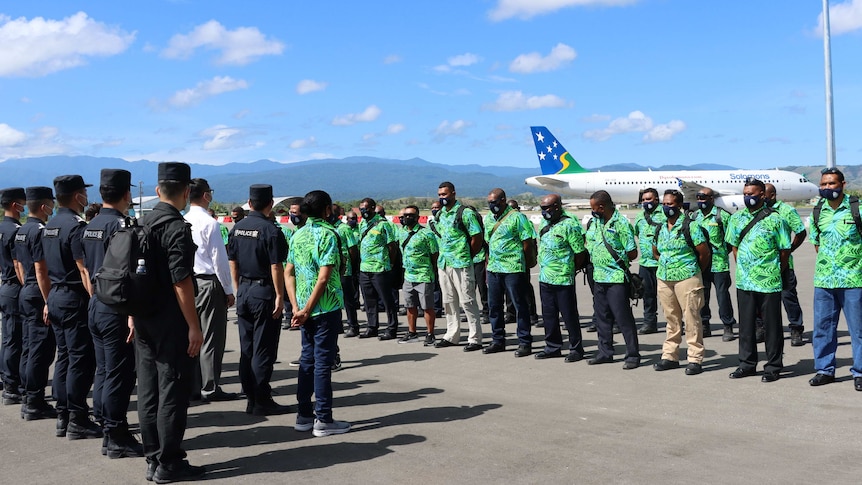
top-left (530, 126), bottom-right (589, 175)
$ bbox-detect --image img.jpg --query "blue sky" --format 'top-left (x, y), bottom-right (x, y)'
top-left (1, 0), bottom-right (860, 170)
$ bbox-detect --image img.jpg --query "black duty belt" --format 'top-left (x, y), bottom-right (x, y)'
top-left (194, 273), bottom-right (218, 280)
top-left (239, 276), bottom-right (270, 286)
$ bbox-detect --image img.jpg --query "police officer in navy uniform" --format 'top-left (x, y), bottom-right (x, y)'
top-left (81, 169), bottom-right (143, 458)
top-left (43, 174), bottom-right (103, 440)
top-left (135, 162), bottom-right (205, 483)
top-left (16, 186), bottom-right (58, 421)
top-left (228, 184), bottom-right (289, 416)
top-left (0, 187), bottom-right (26, 406)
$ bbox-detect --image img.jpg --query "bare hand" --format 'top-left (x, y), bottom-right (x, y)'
top-left (291, 308), bottom-right (308, 328)
top-left (272, 296), bottom-right (284, 320)
top-left (187, 326), bottom-right (203, 357)
top-left (226, 293), bottom-right (236, 308)
top-left (126, 317), bottom-right (135, 344)
top-left (42, 306), bottom-right (50, 325)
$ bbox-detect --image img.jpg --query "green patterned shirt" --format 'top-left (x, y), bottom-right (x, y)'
top-left (484, 207), bottom-right (536, 274)
top-left (585, 210), bottom-right (637, 284)
top-left (809, 195), bottom-right (862, 288)
top-left (435, 202), bottom-right (482, 270)
top-left (725, 207), bottom-right (791, 293)
top-left (399, 225), bottom-right (438, 283)
top-left (287, 217), bottom-right (344, 317)
top-left (693, 206), bottom-right (731, 273)
top-left (358, 214), bottom-right (397, 273)
top-left (633, 209), bottom-right (666, 268)
top-left (771, 200), bottom-right (805, 270)
top-left (538, 214), bottom-right (586, 285)
top-left (333, 220), bottom-right (358, 277)
top-left (656, 218), bottom-right (705, 281)
top-left (279, 224), bottom-right (294, 264)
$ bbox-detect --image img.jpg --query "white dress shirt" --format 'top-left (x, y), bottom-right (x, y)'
top-left (184, 205), bottom-right (234, 296)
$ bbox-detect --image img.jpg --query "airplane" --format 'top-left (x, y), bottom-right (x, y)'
top-left (525, 126), bottom-right (819, 211)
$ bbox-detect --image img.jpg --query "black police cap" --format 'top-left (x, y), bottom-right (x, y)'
top-left (100, 169), bottom-right (134, 189)
top-left (158, 162), bottom-right (191, 183)
top-left (0, 187), bottom-right (26, 204)
top-left (249, 184), bottom-right (273, 201)
top-left (53, 175), bottom-right (93, 196)
top-left (25, 186), bottom-right (54, 201)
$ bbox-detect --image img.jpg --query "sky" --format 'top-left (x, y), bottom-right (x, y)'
top-left (0, 0), bottom-right (861, 171)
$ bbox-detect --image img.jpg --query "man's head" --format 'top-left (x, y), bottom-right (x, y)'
top-left (25, 186), bottom-right (55, 222)
top-left (662, 189), bottom-right (684, 220)
top-left (589, 190), bottom-right (614, 221)
top-left (743, 178), bottom-right (766, 212)
top-left (507, 199), bottom-right (520, 211)
top-left (54, 175), bottom-right (92, 214)
top-left (375, 205), bottom-right (386, 217)
top-left (819, 167), bottom-right (846, 201)
top-left (540, 193), bottom-right (563, 222)
top-left (287, 196), bottom-right (305, 227)
top-left (487, 188), bottom-right (507, 216)
top-left (430, 200), bottom-right (441, 218)
top-left (437, 181), bottom-right (456, 209)
top-left (189, 178), bottom-right (214, 208)
top-left (359, 197), bottom-right (377, 221)
top-left (696, 187), bottom-right (715, 212)
top-left (346, 210), bottom-right (359, 228)
top-left (328, 203), bottom-right (343, 224)
top-left (641, 188), bottom-right (659, 212)
top-left (1, 187), bottom-right (27, 217)
top-left (301, 190), bottom-right (332, 220)
top-left (231, 206), bottom-right (246, 222)
top-left (85, 203), bottom-right (102, 222)
top-left (400, 204), bottom-right (420, 228)
top-left (98, 169), bottom-right (133, 212)
top-left (248, 184), bottom-right (274, 215)
top-left (156, 162), bottom-right (192, 210)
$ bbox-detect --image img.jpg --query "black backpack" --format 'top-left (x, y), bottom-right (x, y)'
top-left (94, 214), bottom-right (171, 316)
top-left (811, 196), bottom-right (862, 245)
top-left (453, 205), bottom-right (486, 256)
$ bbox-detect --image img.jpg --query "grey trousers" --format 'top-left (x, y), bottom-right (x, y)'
top-left (194, 275), bottom-right (228, 396)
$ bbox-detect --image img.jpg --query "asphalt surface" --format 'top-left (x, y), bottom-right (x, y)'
top-left (1, 214), bottom-right (860, 484)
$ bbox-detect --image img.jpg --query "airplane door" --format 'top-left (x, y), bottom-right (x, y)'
top-left (585, 179), bottom-right (594, 196)
top-left (781, 175), bottom-right (790, 191)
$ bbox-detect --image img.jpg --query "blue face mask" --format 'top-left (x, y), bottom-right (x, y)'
top-left (439, 197), bottom-right (450, 207)
top-left (541, 210), bottom-right (553, 221)
top-left (360, 208), bottom-right (374, 220)
top-left (489, 201), bottom-right (504, 215)
top-left (819, 187), bottom-right (842, 201)
top-left (290, 214), bottom-right (302, 226)
top-left (127, 208), bottom-right (135, 218)
top-left (326, 214), bottom-right (338, 224)
top-left (662, 206), bottom-right (678, 218)
top-left (744, 195), bottom-right (761, 208)
top-left (643, 201), bottom-right (656, 212)
top-left (347, 219), bottom-right (357, 228)
top-left (431, 209), bottom-right (439, 218)
top-left (591, 210), bottom-right (603, 222)
top-left (697, 201), bottom-right (708, 210)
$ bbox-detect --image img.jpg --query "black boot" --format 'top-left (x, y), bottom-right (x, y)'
top-left (106, 425), bottom-right (144, 459)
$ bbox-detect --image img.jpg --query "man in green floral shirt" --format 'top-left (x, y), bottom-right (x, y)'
top-left (286, 190), bottom-right (349, 437)
top-left (584, 190), bottom-right (640, 369)
top-left (397, 205), bottom-right (439, 346)
top-left (652, 190), bottom-right (709, 376)
top-left (534, 194), bottom-right (587, 362)
top-left (725, 178), bottom-right (790, 383)
top-left (481, 188), bottom-right (537, 357)
top-left (693, 188), bottom-right (736, 341)
top-left (807, 168), bottom-right (862, 391)
top-left (633, 188), bottom-right (665, 335)
top-left (330, 204), bottom-right (360, 337)
top-left (357, 198), bottom-right (400, 340)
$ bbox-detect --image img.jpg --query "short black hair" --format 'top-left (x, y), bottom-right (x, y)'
top-left (301, 190), bottom-right (332, 218)
top-left (642, 187), bottom-right (658, 199)
top-left (250, 199), bottom-right (269, 211)
top-left (56, 193), bottom-right (76, 207)
top-left (189, 178), bottom-right (210, 200)
top-left (590, 190), bottom-right (613, 206)
top-left (438, 181), bottom-right (455, 192)
top-left (346, 211), bottom-right (358, 220)
top-left (158, 180), bottom-right (188, 199)
top-left (821, 167), bottom-right (845, 182)
top-left (744, 178), bottom-right (766, 191)
top-left (404, 205), bottom-right (420, 214)
top-left (663, 189), bottom-right (683, 205)
top-left (27, 199), bottom-right (52, 214)
top-left (100, 186), bottom-right (128, 204)
top-left (84, 203), bottom-right (102, 221)
top-left (360, 197), bottom-right (376, 208)
top-left (231, 206), bottom-right (245, 214)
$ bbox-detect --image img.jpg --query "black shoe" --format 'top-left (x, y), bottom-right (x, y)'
top-left (203, 389), bottom-right (239, 402)
top-left (531, 317), bottom-right (541, 328)
top-left (808, 373), bottom-right (835, 386)
top-left (612, 324), bottom-right (621, 334)
top-left (359, 329), bottom-right (378, 339)
top-left (23, 401), bottom-right (57, 421)
top-left (102, 434), bottom-right (108, 456)
top-left (702, 321), bottom-right (712, 338)
top-left (153, 461), bottom-right (205, 484)
top-left (56, 413), bottom-right (69, 437)
top-left (534, 350), bottom-right (561, 360)
top-left (67, 418), bottom-right (104, 440)
top-left (722, 325), bottom-right (736, 342)
top-left (653, 359), bottom-right (680, 371)
top-left (685, 363), bottom-right (703, 375)
top-left (622, 361), bottom-right (639, 370)
top-left (728, 368), bottom-right (756, 379)
top-left (588, 356), bottom-right (613, 365)
top-left (463, 343), bottom-right (483, 352)
top-left (504, 315), bottom-right (516, 324)
top-left (244, 400), bottom-right (254, 415)
top-left (106, 429), bottom-right (144, 459)
top-left (514, 345), bottom-right (532, 358)
top-left (252, 398), bottom-right (291, 416)
top-left (855, 377), bottom-right (862, 392)
top-left (146, 459), bottom-right (159, 482)
top-left (2, 391), bottom-right (22, 405)
top-left (344, 327), bottom-right (359, 338)
top-left (564, 352), bottom-right (584, 363)
top-left (378, 332), bottom-right (397, 341)
top-left (423, 334), bottom-right (436, 347)
top-left (460, 315), bottom-right (468, 323)
top-left (434, 339), bottom-right (456, 348)
top-left (586, 323), bottom-right (597, 333)
top-left (637, 325), bottom-right (657, 335)
top-left (761, 372), bottom-right (780, 383)
top-left (482, 342), bottom-right (505, 354)
top-left (790, 328), bottom-right (805, 347)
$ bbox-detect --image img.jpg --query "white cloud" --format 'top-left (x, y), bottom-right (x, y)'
top-left (289, 136), bottom-right (316, 149)
top-left (489, 0), bottom-right (639, 21)
top-left (0, 123), bottom-right (27, 146)
top-left (816, 0), bottom-right (862, 35)
top-left (296, 79), bottom-right (327, 95)
top-left (583, 111), bottom-right (685, 142)
top-left (332, 105), bottom-right (382, 126)
top-left (233, 109), bottom-right (251, 119)
top-left (0, 125), bottom-right (73, 161)
top-left (581, 114), bottom-right (611, 122)
top-left (434, 52), bottom-right (482, 72)
top-left (168, 76), bottom-right (248, 108)
top-left (509, 43), bottom-right (576, 73)
top-left (200, 125), bottom-right (246, 150)
top-left (432, 119), bottom-right (472, 142)
top-left (162, 20), bottom-right (284, 65)
top-left (0, 12), bottom-right (134, 77)
top-left (383, 54), bottom-right (402, 64)
top-left (483, 91), bottom-right (569, 111)
top-left (386, 123), bottom-right (405, 135)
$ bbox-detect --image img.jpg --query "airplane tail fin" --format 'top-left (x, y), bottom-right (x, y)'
top-left (530, 126), bottom-right (589, 175)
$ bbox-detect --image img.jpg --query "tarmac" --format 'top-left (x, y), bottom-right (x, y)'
top-left (1, 215), bottom-right (861, 484)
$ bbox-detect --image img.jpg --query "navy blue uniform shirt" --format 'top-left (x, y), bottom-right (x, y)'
top-left (227, 211), bottom-right (285, 282)
top-left (0, 215), bottom-right (22, 283)
top-left (14, 217), bottom-right (46, 285)
top-left (41, 207), bottom-right (87, 286)
top-left (81, 207), bottom-right (125, 285)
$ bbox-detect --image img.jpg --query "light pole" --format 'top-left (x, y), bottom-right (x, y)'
top-left (823, 0), bottom-right (836, 169)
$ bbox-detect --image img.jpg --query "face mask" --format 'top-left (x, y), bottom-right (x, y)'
top-left (360, 209), bottom-right (374, 220)
top-left (819, 187), bottom-right (842, 201)
top-left (642, 201), bottom-right (656, 212)
top-left (127, 208), bottom-right (136, 218)
top-left (431, 209), bottom-right (439, 218)
top-left (326, 214), bottom-right (338, 224)
top-left (744, 195), bottom-right (761, 208)
top-left (76, 193), bottom-right (89, 210)
top-left (290, 214), bottom-right (302, 226)
top-left (697, 201), bottom-right (708, 210)
top-left (489, 201), bottom-right (503, 215)
top-left (438, 197), bottom-right (449, 207)
top-left (347, 219), bottom-right (357, 228)
top-left (400, 215), bottom-right (417, 227)
top-left (591, 210), bottom-right (603, 222)
top-left (541, 210), bottom-right (553, 221)
top-left (662, 206), bottom-right (678, 218)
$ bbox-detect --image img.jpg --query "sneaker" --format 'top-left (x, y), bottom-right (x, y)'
top-left (423, 334), bottom-right (436, 347)
top-left (312, 419), bottom-right (351, 437)
top-left (398, 332), bottom-right (419, 344)
top-left (288, 359), bottom-right (300, 367)
top-left (331, 354), bottom-right (342, 372)
top-left (295, 415), bottom-right (314, 432)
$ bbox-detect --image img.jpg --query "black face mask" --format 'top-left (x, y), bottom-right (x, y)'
top-left (489, 201), bottom-right (504, 215)
top-left (360, 208), bottom-right (374, 220)
top-left (400, 215), bottom-right (418, 227)
top-left (347, 219), bottom-right (358, 228)
top-left (326, 213), bottom-right (339, 224)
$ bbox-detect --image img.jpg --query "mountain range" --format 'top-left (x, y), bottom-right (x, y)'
top-left (0, 155), bottom-right (846, 203)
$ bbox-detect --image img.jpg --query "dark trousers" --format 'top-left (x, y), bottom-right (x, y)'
top-left (737, 290), bottom-right (783, 373)
top-left (506, 277), bottom-right (538, 320)
top-left (20, 284), bottom-right (54, 404)
top-left (540, 282), bottom-right (583, 355)
top-left (0, 282), bottom-right (23, 392)
top-left (473, 261), bottom-right (489, 316)
top-left (47, 286), bottom-right (94, 419)
top-left (359, 271), bottom-right (398, 334)
top-left (135, 322), bottom-right (192, 467)
top-left (593, 282), bottom-right (640, 363)
top-left (236, 281), bottom-right (280, 402)
top-left (701, 271), bottom-right (737, 326)
top-left (781, 269), bottom-right (803, 330)
top-left (341, 274), bottom-right (359, 331)
top-left (488, 271), bottom-right (531, 346)
top-left (638, 266), bottom-right (658, 328)
top-left (89, 298), bottom-right (135, 429)
top-left (433, 281), bottom-right (444, 315)
top-left (297, 310), bottom-right (340, 422)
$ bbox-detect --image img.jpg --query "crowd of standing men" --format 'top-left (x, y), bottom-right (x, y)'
top-left (1, 166), bottom-right (861, 483)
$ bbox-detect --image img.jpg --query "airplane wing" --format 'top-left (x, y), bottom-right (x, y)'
top-left (675, 177), bottom-right (709, 200)
top-left (532, 176), bottom-right (569, 188)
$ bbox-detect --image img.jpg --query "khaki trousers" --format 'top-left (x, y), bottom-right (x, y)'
top-left (438, 266), bottom-right (482, 344)
top-left (658, 273), bottom-right (705, 363)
